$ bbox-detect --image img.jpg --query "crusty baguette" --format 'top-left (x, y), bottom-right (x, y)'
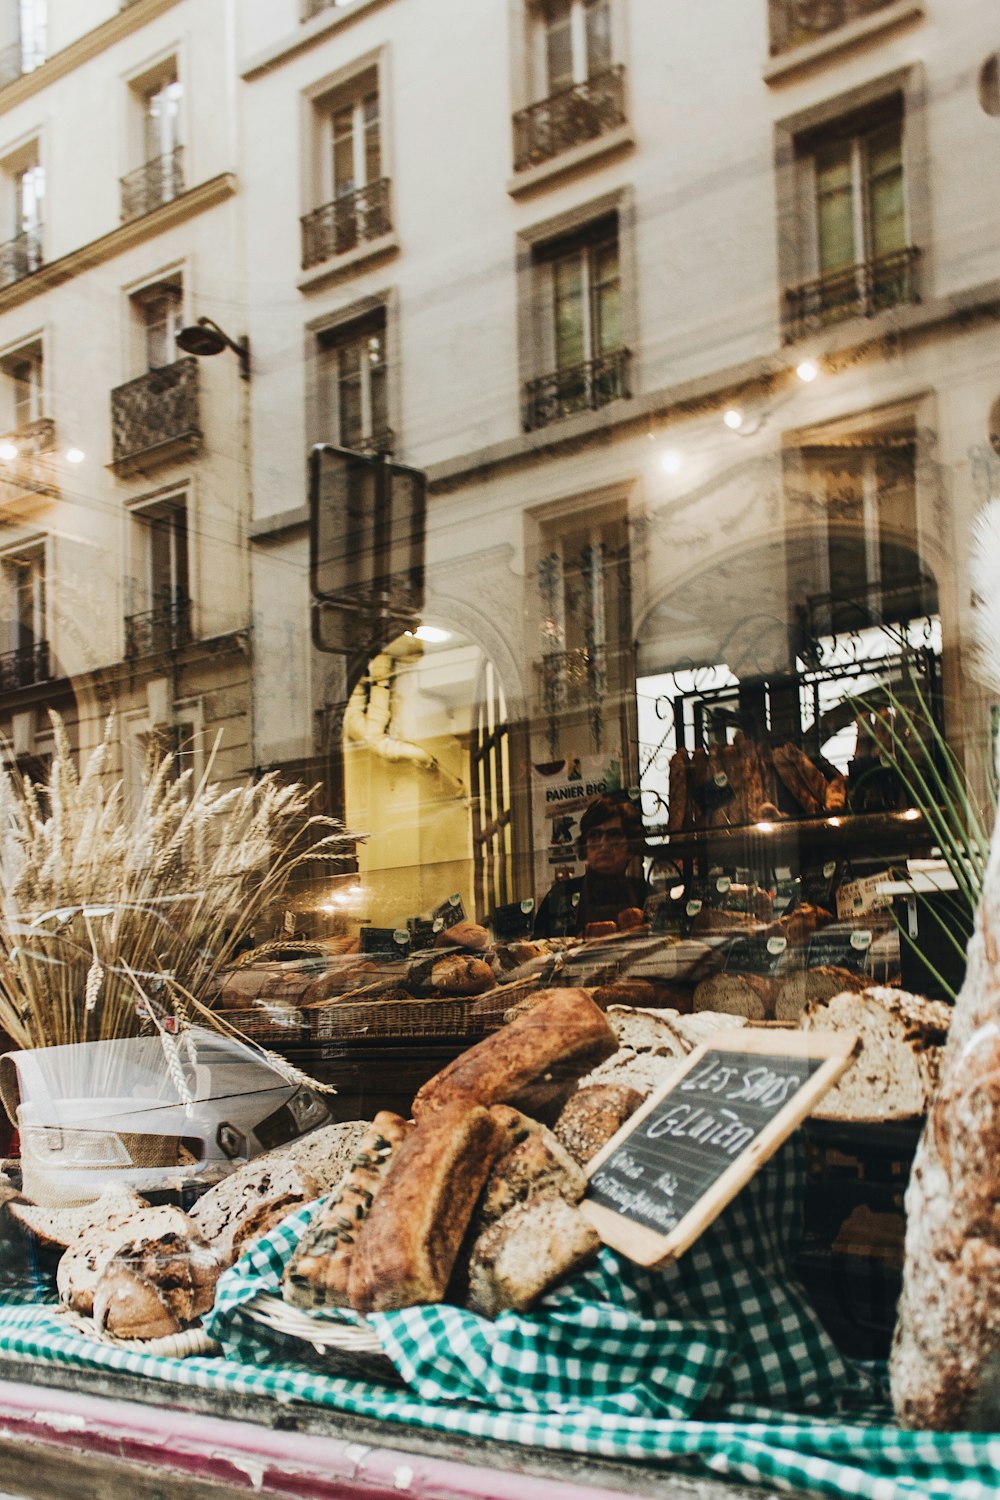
top-left (772, 743), bottom-right (828, 817)
top-left (411, 988), bottom-right (617, 1121)
top-left (348, 1103), bottom-right (509, 1313)
top-left (282, 1111), bottom-right (412, 1309)
top-left (666, 748), bottom-right (688, 832)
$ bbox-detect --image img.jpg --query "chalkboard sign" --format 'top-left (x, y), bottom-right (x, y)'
top-left (582, 1028), bottom-right (858, 1266)
top-left (492, 899), bottom-right (535, 941)
top-left (432, 893), bottom-right (466, 931)
top-left (805, 925), bottom-right (873, 975)
top-left (723, 933), bottom-right (789, 977)
top-left (359, 926), bottom-right (410, 957)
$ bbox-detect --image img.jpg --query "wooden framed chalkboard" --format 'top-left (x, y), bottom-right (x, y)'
top-left (581, 1027), bottom-right (859, 1266)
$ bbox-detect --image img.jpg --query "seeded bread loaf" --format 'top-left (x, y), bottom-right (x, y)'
top-left (465, 1191), bottom-right (600, 1319)
top-left (10, 1188), bottom-right (149, 1249)
top-left (411, 988), bottom-right (617, 1121)
top-left (553, 1083), bottom-right (645, 1166)
top-left (349, 1102), bottom-right (509, 1313)
top-left (282, 1111), bottom-right (412, 1309)
top-left (429, 955), bottom-right (496, 995)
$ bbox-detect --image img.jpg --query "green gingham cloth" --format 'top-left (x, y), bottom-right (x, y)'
top-left (0, 1144), bottom-right (996, 1499)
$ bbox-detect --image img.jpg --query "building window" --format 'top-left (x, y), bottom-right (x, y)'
top-left (523, 215), bottom-right (628, 430)
top-left (769, 0), bottom-right (900, 57)
top-left (301, 66), bottom-right (391, 269)
top-left (131, 278), bottom-right (184, 373)
top-left (0, 541), bottom-right (49, 689)
top-left (784, 98), bottom-right (917, 338)
top-left (514, 0), bottom-right (625, 172)
top-left (0, 0), bottom-right (46, 88)
top-left (318, 313), bottom-right (390, 454)
top-left (785, 425), bottom-right (926, 636)
top-left (0, 145), bottom-right (43, 287)
top-left (121, 65), bottom-right (184, 222)
top-left (0, 339), bottom-right (42, 431)
top-left (126, 498), bottom-right (192, 659)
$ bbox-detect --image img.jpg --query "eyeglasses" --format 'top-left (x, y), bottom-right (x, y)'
top-left (585, 828), bottom-right (628, 848)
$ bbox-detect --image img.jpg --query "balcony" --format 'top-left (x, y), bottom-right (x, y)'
top-left (124, 592), bottom-right (193, 661)
top-left (513, 67), bottom-right (627, 173)
top-left (110, 357), bottom-right (201, 477)
top-left (783, 247), bottom-right (919, 341)
top-left (769, 0), bottom-right (900, 54)
top-left (0, 228), bottom-right (42, 290)
top-left (300, 179), bottom-right (392, 270)
top-left (120, 147), bottom-right (185, 224)
top-left (522, 348), bottom-right (630, 432)
top-left (0, 640), bottom-right (51, 693)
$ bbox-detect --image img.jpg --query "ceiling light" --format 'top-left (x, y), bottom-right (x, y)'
top-left (723, 409), bottom-right (744, 431)
top-left (0, 441), bottom-right (18, 461)
top-left (796, 359), bottom-right (819, 383)
top-left (902, 808), bottom-right (921, 821)
top-left (661, 449), bottom-right (683, 474)
top-left (65, 447), bottom-right (85, 464)
top-left (412, 625), bottom-right (451, 644)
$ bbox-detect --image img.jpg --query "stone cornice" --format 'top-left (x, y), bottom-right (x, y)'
top-left (0, 173), bottom-right (237, 315)
top-left (0, 0), bottom-right (185, 115)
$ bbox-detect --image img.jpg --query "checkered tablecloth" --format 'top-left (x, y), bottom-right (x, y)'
top-left (0, 1143), bottom-right (997, 1500)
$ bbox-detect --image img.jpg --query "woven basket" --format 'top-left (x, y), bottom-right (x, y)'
top-left (307, 983), bottom-right (517, 1043)
top-left (240, 1292), bottom-right (399, 1382)
top-left (57, 1307), bottom-right (218, 1358)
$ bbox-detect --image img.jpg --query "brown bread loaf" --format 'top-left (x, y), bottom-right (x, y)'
top-left (58, 1205), bottom-right (198, 1317)
top-left (435, 921), bottom-right (490, 952)
top-left (767, 903), bottom-right (833, 947)
top-left (802, 986), bottom-right (951, 1121)
top-left (774, 965), bottom-right (868, 1023)
top-left (412, 988), bottom-right (617, 1121)
top-left (465, 1192), bottom-right (600, 1319)
top-left (429, 955), bottom-right (496, 995)
top-left (348, 1103), bottom-right (508, 1313)
top-left (282, 1111), bottom-right (412, 1309)
top-left (825, 775), bottom-right (848, 812)
top-left (616, 907), bottom-right (645, 931)
top-left (666, 748), bottom-right (689, 832)
top-left (693, 973), bottom-right (778, 1020)
top-left (690, 908), bottom-right (759, 936)
top-left (772, 743), bottom-right (828, 817)
top-left (91, 1225), bottom-right (221, 1339)
top-left (584, 921), bottom-right (618, 940)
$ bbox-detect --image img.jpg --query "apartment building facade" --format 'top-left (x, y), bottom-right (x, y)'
top-left (0, 0), bottom-right (252, 792)
top-left (0, 0), bottom-right (994, 928)
top-left (240, 0), bottom-right (1000, 929)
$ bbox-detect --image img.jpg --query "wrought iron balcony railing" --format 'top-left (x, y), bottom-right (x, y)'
top-left (338, 427), bottom-right (394, 457)
top-left (110, 357), bottom-right (201, 473)
top-left (522, 348), bottom-right (630, 432)
top-left (0, 640), bottom-right (50, 693)
top-left (783, 247), bottom-right (919, 340)
top-left (300, 179), bottom-right (392, 269)
top-left (0, 228), bottom-right (42, 289)
top-left (769, 0), bottom-right (899, 54)
top-left (120, 146), bottom-right (184, 223)
top-left (124, 593), bottom-right (193, 661)
top-left (0, 416), bottom-right (56, 460)
top-left (513, 66), bottom-right (627, 172)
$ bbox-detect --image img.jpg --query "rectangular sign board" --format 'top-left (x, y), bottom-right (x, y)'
top-left (581, 1027), bottom-right (859, 1266)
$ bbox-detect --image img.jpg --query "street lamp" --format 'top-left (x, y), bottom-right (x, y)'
top-left (176, 317), bottom-right (251, 380)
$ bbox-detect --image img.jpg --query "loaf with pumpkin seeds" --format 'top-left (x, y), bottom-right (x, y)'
top-left (281, 1111), bottom-right (412, 1309)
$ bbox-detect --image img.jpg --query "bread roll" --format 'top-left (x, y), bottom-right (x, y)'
top-left (772, 743), bottom-right (828, 817)
top-left (349, 1103), bottom-right (509, 1313)
top-left (91, 1224), bottom-right (220, 1338)
top-left (412, 988), bottom-right (617, 1121)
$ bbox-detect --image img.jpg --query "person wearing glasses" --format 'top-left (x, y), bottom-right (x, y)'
top-left (534, 794), bottom-right (649, 939)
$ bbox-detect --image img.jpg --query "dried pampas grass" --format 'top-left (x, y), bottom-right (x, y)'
top-left (0, 713), bottom-right (350, 1052)
top-left (969, 497), bottom-right (1000, 701)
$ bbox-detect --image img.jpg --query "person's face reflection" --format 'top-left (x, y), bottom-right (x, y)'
top-left (584, 819), bottom-right (630, 877)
